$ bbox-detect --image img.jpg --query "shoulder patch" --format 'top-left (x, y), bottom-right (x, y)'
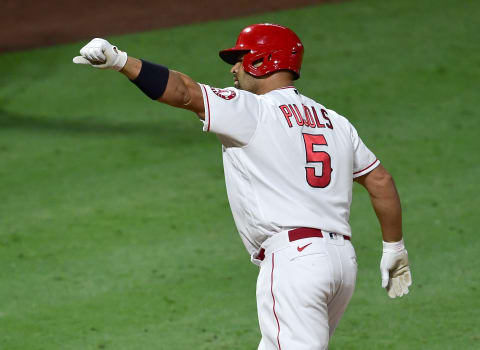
top-left (210, 87), bottom-right (236, 100)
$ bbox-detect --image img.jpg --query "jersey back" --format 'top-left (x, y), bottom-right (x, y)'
top-left (200, 85), bottom-right (379, 254)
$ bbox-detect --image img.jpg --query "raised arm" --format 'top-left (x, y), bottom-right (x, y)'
top-left (73, 38), bottom-right (205, 119)
top-left (355, 164), bottom-right (412, 298)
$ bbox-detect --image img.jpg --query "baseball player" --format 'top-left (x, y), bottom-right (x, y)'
top-left (73, 23), bottom-right (412, 349)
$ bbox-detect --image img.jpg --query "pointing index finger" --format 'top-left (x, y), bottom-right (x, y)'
top-left (73, 56), bottom-right (91, 65)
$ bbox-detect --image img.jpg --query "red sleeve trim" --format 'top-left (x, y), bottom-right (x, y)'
top-left (353, 158), bottom-right (378, 175)
top-left (201, 84), bottom-right (211, 131)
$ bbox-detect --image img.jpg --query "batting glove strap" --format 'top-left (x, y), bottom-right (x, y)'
top-left (382, 238), bottom-right (406, 252)
top-left (108, 47), bottom-right (128, 71)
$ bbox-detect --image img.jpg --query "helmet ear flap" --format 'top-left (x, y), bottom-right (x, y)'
top-left (242, 49), bottom-right (300, 79)
top-left (242, 51), bottom-right (273, 77)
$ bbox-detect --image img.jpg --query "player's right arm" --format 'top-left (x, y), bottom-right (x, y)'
top-left (73, 38), bottom-right (205, 119)
top-left (120, 57), bottom-right (205, 119)
top-left (73, 38), bottom-right (260, 147)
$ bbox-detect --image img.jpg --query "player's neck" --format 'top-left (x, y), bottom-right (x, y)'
top-left (256, 72), bottom-right (294, 94)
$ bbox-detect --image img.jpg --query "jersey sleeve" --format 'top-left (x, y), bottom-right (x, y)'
top-left (199, 84), bottom-right (261, 147)
top-left (349, 122), bottom-right (380, 178)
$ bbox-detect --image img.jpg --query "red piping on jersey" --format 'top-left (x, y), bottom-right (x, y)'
top-left (354, 159), bottom-right (378, 175)
top-left (201, 84), bottom-right (211, 131)
top-left (277, 86), bottom-right (296, 90)
top-left (271, 253), bottom-right (282, 350)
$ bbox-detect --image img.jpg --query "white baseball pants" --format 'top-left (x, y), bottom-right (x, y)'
top-left (252, 230), bottom-right (357, 350)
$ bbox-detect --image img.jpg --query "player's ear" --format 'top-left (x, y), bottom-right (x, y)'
top-left (252, 58), bottom-right (263, 68)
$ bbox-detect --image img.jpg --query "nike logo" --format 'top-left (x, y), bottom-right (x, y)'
top-left (297, 243), bottom-right (312, 252)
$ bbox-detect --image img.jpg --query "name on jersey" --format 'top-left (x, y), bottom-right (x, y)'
top-left (279, 104), bottom-right (333, 129)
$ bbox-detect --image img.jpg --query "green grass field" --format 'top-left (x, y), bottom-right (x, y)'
top-left (1, 0), bottom-right (479, 349)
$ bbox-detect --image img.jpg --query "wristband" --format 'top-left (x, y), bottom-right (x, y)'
top-left (131, 59), bottom-right (169, 100)
top-left (382, 239), bottom-right (405, 252)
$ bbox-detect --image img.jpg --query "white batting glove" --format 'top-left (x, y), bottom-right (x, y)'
top-left (380, 239), bottom-right (412, 298)
top-left (73, 38), bottom-right (127, 71)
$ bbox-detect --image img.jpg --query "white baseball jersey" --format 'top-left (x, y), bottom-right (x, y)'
top-left (199, 84), bottom-right (379, 255)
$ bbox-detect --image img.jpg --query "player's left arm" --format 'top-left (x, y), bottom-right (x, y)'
top-left (355, 165), bottom-right (412, 299)
top-left (354, 165), bottom-right (402, 242)
top-left (73, 38), bottom-right (205, 119)
top-left (347, 119), bottom-right (411, 298)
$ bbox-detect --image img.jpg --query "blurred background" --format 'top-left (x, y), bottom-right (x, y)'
top-left (0, 0), bottom-right (478, 349)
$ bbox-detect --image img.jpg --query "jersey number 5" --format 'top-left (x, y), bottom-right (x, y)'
top-left (302, 133), bottom-right (332, 188)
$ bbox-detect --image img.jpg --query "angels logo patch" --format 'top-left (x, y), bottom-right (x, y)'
top-left (210, 87), bottom-right (237, 100)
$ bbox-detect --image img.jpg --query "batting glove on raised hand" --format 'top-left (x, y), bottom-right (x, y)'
top-left (380, 239), bottom-right (412, 298)
top-left (73, 38), bottom-right (127, 71)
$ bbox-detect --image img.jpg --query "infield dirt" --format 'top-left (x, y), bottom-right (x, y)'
top-left (1, 0), bottom-right (343, 52)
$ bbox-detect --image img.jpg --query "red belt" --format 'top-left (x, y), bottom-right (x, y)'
top-left (257, 227), bottom-right (350, 261)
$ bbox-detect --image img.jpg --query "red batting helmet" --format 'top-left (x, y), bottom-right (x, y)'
top-left (219, 23), bottom-right (304, 80)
